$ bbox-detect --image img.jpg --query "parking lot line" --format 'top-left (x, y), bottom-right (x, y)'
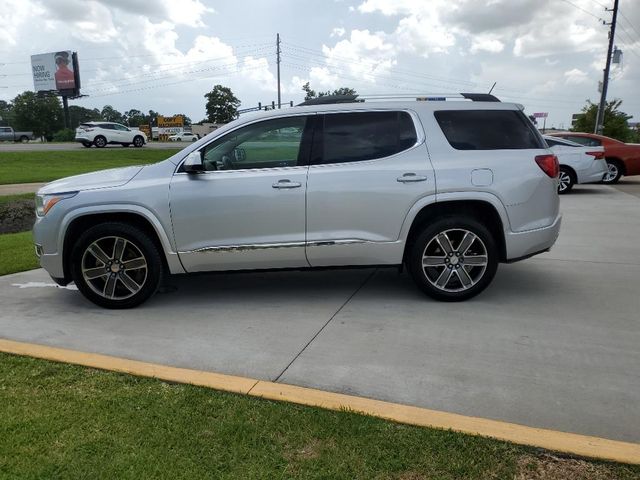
top-left (1, 337), bottom-right (638, 465)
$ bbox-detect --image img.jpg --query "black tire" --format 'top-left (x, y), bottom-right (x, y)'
top-left (192, 137), bottom-right (197, 142)
top-left (602, 159), bottom-right (623, 184)
top-left (70, 222), bottom-right (163, 309)
top-left (558, 166), bottom-right (575, 194)
top-left (19, 135), bottom-right (29, 143)
top-left (407, 216), bottom-right (499, 302)
top-left (94, 136), bottom-right (107, 148)
top-left (82, 141), bottom-right (92, 148)
top-left (121, 143), bottom-right (130, 147)
top-left (133, 136), bottom-right (144, 147)
top-left (176, 138), bottom-right (182, 141)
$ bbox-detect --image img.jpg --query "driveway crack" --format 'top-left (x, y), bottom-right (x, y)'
top-left (273, 268), bottom-right (377, 383)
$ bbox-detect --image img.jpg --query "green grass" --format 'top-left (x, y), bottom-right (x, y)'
top-left (0, 149), bottom-right (180, 185)
top-left (0, 231), bottom-right (38, 275)
top-left (0, 193), bottom-right (34, 205)
top-left (1, 353), bottom-right (638, 479)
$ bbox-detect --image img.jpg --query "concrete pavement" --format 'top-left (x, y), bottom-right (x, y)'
top-left (0, 182), bottom-right (639, 443)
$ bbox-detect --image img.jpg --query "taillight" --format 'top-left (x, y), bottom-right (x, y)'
top-left (535, 154), bottom-right (559, 178)
top-left (586, 151), bottom-right (605, 160)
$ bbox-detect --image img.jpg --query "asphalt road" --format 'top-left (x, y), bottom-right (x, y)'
top-left (0, 181), bottom-right (639, 443)
top-left (0, 141), bottom-right (182, 152)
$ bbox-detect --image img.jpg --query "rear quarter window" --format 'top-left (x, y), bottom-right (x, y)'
top-left (434, 110), bottom-right (544, 150)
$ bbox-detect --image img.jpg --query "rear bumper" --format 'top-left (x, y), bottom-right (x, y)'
top-left (504, 214), bottom-right (562, 261)
top-left (576, 161), bottom-right (607, 184)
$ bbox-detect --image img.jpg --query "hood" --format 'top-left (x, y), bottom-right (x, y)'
top-left (38, 165), bottom-right (144, 195)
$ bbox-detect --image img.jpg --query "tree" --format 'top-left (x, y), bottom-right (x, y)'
top-left (68, 106), bottom-right (101, 128)
top-left (12, 92), bottom-right (64, 139)
top-left (124, 109), bottom-right (147, 127)
top-left (572, 99), bottom-right (633, 142)
top-left (0, 100), bottom-right (15, 126)
top-left (100, 105), bottom-right (125, 124)
top-left (204, 85), bottom-right (240, 123)
top-left (302, 82), bottom-right (358, 101)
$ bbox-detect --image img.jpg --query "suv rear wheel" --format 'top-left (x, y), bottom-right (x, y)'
top-left (407, 217), bottom-right (498, 301)
top-left (71, 222), bottom-right (163, 309)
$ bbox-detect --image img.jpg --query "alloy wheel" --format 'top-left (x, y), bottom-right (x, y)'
top-left (558, 171), bottom-right (571, 192)
top-left (603, 163), bottom-right (618, 183)
top-left (421, 229), bottom-right (488, 293)
top-left (81, 236), bottom-right (148, 300)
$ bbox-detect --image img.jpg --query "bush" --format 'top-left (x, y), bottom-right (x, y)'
top-left (51, 128), bottom-right (75, 142)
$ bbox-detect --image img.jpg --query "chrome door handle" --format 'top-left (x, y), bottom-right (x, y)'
top-left (272, 179), bottom-right (302, 189)
top-left (397, 173), bottom-right (427, 183)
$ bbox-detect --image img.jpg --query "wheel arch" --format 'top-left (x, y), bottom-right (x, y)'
top-left (559, 164), bottom-right (577, 182)
top-left (402, 196), bottom-right (508, 263)
top-left (60, 207), bottom-right (184, 281)
top-left (605, 157), bottom-right (626, 175)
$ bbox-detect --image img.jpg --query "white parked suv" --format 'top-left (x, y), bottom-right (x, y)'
top-left (34, 94), bottom-right (561, 308)
top-left (75, 121), bottom-right (147, 148)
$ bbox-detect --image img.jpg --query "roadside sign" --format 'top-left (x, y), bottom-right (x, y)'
top-left (533, 112), bottom-right (548, 118)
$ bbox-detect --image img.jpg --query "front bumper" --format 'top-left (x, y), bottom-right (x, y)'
top-left (504, 214), bottom-right (562, 261)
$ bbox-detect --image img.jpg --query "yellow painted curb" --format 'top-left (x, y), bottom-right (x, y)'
top-left (1, 338), bottom-right (639, 465)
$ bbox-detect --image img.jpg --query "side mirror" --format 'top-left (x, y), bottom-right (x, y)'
top-left (183, 151), bottom-right (204, 174)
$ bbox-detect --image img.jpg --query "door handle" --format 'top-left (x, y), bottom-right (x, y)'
top-left (397, 173), bottom-right (427, 183)
top-left (272, 179), bottom-right (302, 189)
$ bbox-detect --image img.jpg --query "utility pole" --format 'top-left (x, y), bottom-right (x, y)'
top-left (594, 0), bottom-right (619, 134)
top-left (276, 33), bottom-right (281, 109)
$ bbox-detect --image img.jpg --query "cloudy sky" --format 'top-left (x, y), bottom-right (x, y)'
top-left (1, 0), bottom-right (639, 128)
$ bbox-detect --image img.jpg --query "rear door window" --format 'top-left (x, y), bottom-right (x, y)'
top-left (315, 111), bottom-right (418, 165)
top-left (434, 110), bottom-right (544, 150)
top-left (563, 135), bottom-right (602, 147)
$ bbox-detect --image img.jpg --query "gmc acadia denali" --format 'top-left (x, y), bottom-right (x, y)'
top-left (33, 94), bottom-right (561, 308)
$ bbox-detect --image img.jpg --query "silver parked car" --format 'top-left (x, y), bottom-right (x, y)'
top-left (33, 94), bottom-right (561, 308)
top-left (543, 135), bottom-right (607, 193)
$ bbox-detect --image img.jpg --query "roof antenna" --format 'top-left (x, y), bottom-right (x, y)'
top-left (488, 82), bottom-right (497, 95)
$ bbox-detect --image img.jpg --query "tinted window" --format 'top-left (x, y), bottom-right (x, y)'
top-left (563, 135), bottom-right (602, 147)
top-left (100, 123), bottom-right (116, 130)
top-left (113, 124), bottom-right (129, 131)
top-left (201, 116), bottom-right (309, 171)
top-left (318, 111), bottom-right (417, 164)
top-left (435, 110), bottom-right (544, 150)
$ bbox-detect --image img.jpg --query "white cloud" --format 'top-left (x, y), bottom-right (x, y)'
top-left (470, 35), bottom-right (505, 54)
top-left (320, 29), bottom-right (397, 82)
top-left (331, 27), bottom-right (346, 38)
top-left (564, 68), bottom-right (588, 85)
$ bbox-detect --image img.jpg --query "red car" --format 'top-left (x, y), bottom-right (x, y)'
top-left (549, 132), bottom-right (640, 184)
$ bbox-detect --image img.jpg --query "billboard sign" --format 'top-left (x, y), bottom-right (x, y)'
top-left (533, 112), bottom-right (548, 118)
top-left (30, 51), bottom-right (80, 95)
top-left (157, 115), bottom-right (184, 140)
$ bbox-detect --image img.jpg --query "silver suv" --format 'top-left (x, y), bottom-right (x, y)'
top-left (33, 94), bottom-right (561, 308)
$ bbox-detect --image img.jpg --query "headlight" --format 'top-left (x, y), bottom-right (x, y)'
top-left (35, 192), bottom-right (78, 217)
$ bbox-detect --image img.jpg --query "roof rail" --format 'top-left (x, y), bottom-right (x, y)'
top-left (358, 93), bottom-right (501, 102)
top-left (297, 94), bottom-right (359, 106)
top-left (296, 92), bottom-right (501, 107)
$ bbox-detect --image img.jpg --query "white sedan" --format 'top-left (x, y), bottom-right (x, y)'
top-left (168, 132), bottom-right (199, 142)
top-left (544, 135), bottom-right (607, 194)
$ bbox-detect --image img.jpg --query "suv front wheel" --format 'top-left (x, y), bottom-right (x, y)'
top-left (407, 217), bottom-right (498, 301)
top-left (71, 222), bottom-right (163, 308)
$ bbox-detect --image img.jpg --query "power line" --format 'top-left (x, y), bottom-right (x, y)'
top-left (618, 9), bottom-right (640, 39)
top-left (559, 0), bottom-right (606, 21)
